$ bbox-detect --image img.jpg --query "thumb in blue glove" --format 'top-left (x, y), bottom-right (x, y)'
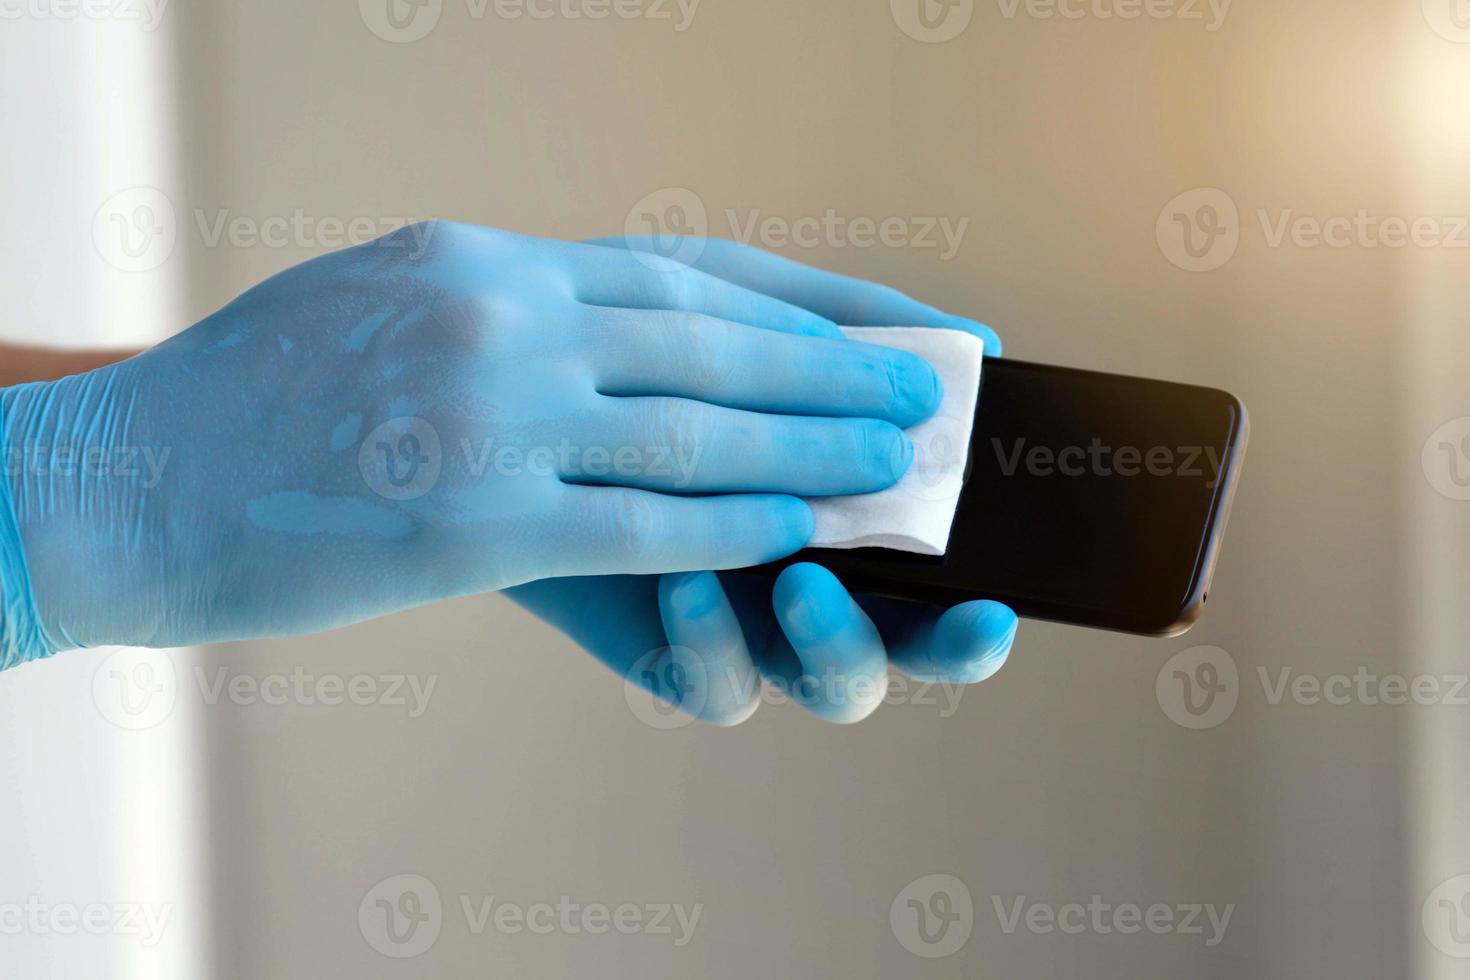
top-left (509, 238), bottom-right (1018, 725)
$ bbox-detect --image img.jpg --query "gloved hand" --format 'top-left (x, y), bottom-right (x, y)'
top-left (509, 238), bottom-right (1017, 725)
top-left (0, 223), bottom-right (948, 668)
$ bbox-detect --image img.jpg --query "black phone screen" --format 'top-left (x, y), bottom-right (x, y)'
top-left (757, 358), bottom-right (1247, 635)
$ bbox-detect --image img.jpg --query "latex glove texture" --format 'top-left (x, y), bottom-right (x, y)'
top-left (0, 224), bottom-right (945, 666)
top-left (508, 238), bottom-right (1019, 725)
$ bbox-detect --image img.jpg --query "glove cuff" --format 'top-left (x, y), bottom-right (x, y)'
top-left (0, 393), bottom-right (55, 670)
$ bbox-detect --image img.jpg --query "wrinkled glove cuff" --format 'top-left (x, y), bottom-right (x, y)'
top-left (0, 398), bottom-right (53, 670)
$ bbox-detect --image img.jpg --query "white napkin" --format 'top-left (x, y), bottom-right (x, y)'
top-left (806, 326), bottom-right (985, 556)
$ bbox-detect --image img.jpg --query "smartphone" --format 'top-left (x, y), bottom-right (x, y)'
top-left (754, 357), bottom-right (1248, 636)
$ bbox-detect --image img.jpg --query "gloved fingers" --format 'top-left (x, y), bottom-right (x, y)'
top-left (549, 487), bottom-right (814, 577)
top-left (506, 572), bottom-right (762, 728)
top-left (860, 594), bottom-right (1018, 685)
top-left (656, 572), bottom-right (762, 726)
top-left (580, 396), bottom-right (912, 496)
top-left (768, 563), bottom-right (890, 724)
top-left (566, 239), bottom-right (842, 339)
top-left (715, 571), bottom-right (807, 689)
top-left (587, 307), bottom-right (943, 429)
top-left (504, 574), bottom-right (667, 681)
top-left (582, 236), bottom-right (1002, 354)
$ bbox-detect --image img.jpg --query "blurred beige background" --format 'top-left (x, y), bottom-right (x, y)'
top-left (8, 0), bottom-right (1470, 976)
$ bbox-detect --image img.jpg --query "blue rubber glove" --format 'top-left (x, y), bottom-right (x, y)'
top-left (0, 224), bottom-right (948, 668)
top-left (509, 238), bottom-right (1018, 725)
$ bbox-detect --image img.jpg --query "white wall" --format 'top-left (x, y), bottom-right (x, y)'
top-left (10, 0), bottom-right (1469, 977)
top-left (170, 0), bottom-right (1433, 977)
top-left (0, 13), bottom-right (203, 980)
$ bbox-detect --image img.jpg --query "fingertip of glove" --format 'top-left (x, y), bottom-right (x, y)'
top-left (775, 495), bottom-right (816, 548)
top-left (939, 601), bottom-right (1018, 683)
top-left (659, 570), bottom-right (723, 619)
top-left (951, 316), bottom-right (1003, 356)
